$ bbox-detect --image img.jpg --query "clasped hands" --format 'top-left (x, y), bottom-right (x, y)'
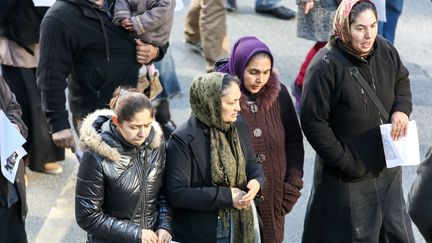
top-left (231, 179), bottom-right (260, 210)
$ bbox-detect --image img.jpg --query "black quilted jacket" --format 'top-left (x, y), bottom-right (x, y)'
top-left (75, 110), bottom-right (172, 243)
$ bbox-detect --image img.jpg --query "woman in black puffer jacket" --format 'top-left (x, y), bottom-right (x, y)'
top-left (75, 88), bottom-right (172, 243)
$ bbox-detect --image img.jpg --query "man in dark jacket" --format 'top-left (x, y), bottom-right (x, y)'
top-left (37, 0), bottom-right (168, 152)
top-left (0, 76), bottom-right (28, 243)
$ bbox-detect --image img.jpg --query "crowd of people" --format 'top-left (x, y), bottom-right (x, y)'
top-left (1, 0), bottom-right (430, 242)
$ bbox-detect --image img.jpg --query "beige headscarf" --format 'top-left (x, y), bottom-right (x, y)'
top-left (332, 0), bottom-right (377, 56)
top-left (189, 72), bottom-right (255, 243)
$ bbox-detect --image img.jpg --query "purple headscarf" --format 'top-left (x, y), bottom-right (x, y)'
top-left (217, 36), bottom-right (274, 82)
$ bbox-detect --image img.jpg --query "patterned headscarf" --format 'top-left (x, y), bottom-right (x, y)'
top-left (189, 72), bottom-right (255, 243)
top-left (332, 0), bottom-right (377, 55)
top-left (217, 36), bottom-right (273, 82)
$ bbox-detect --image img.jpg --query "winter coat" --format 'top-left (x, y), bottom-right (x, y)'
top-left (296, 0), bottom-right (338, 42)
top-left (239, 73), bottom-right (304, 243)
top-left (75, 109), bottom-right (172, 243)
top-left (165, 116), bottom-right (265, 243)
top-left (408, 147), bottom-right (432, 242)
top-left (0, 76), bottom-right (27, 221)
top-left (300, 36), bottom-right (412, 181)
top-left (37, 0), bottom-right (167, 133)
top-left (113, 0), bottom-right (175, 47)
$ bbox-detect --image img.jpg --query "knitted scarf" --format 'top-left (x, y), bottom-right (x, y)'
top-left (189, 72), bottom-right (255, 243)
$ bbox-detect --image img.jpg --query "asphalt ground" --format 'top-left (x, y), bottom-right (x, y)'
top-left (24, 0), bottom-right (432, 242)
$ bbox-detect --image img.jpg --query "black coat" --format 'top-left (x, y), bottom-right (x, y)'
top-left (0, 0), bottom-right (47, 53)
top-left (0, 76), bottom-right (27, 221)
top-left (36, 0), bottom-right (167, 132)
top-left (75, 110), bottom-right (172, 243)
top-left (300, 36), bottom-right (412, 180)
top-left (165, 116), bottom-right (265, 243)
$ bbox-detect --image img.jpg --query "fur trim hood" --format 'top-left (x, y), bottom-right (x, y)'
top-left (79, 109), bottom-right (164, 161)
top-left (240, 71), bottom-right (281, 112)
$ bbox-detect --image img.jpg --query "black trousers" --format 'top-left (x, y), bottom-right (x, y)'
top-left (0, 202), bottom-right (27, 243)
top-left (303, 162), bottom-right (415, 243)
top-left (1, 65), bottom-right (65, 172)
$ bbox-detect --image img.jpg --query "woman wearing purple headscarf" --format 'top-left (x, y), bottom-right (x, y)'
top-left (216, 36), bottom-right (304, 243)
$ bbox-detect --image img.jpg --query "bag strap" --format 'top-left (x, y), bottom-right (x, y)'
top-left (326, 46), bottom-right (390, 122)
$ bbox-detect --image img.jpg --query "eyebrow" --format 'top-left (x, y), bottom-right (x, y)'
top-left (355, 21), bottom-right (377, 27)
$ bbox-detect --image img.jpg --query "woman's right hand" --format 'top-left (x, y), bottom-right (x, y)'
top-left (231, 187), bottom-right (246, 210)
top-left (141, 229), bottom-right (158, 243)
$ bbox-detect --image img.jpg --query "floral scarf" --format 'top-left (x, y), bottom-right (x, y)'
top-left (332, 0), bottom-right (376, 56)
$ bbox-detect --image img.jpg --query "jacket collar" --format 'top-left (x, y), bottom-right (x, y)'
top-left (79, 109), bottom-right (164, 161)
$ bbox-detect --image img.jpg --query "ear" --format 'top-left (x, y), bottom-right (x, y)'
top-left (112, 115), bottom-right (119, 126)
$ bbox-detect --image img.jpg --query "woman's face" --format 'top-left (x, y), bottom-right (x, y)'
top-left (350, 9), bottom-right (378, 56)
top-left (242, 55), bottom-right (272, 94)
top-left (116, 109), bottom-right (154, 146)
top-left (221, 84), bottom-right (241, 123)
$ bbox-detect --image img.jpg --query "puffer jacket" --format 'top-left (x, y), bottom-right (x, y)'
top-left (75, 109), bottom-right (172, 243)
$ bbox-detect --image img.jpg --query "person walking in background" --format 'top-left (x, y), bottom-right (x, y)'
top-left (216, 36), bottom-right (304, 243)
top-left (291, 0), bottom-right (338, 111)
top-left (378, 0), bottom-right (403, 44)
top-left (0, 0), bottom-right (65, 174)
top-left (165, 72), bottom-right (264, 243)
top-left (183, 0), bottom-right (229, 72)
top-left (75, 88), bottom-right (172, 243)
top-left (300, 0), bottom-right (414, 242)
top-left (37, 0), bottom-right (168, 153)
top-left (0, 76), bottom-right (28, 243)
top-left (113, 0), bottom-right (175, 89)
top-left (226, 0), bottom-right (296, 20)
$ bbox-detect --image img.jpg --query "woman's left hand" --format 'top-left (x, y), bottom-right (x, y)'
top-left (239, 179), bottom-right (260, 208)
top-left (156, 229), bottom-right (172, 243)
top-left (391, 111), bottom-right (409, 141)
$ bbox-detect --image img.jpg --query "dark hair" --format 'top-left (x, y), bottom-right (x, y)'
top-left (109, 87), bottom-right (154, 123)
top-left (350, 1), bottom-right (377, 25)
top-left (221, 74), bottom-right (240, 97)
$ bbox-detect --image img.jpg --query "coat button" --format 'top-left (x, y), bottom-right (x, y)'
top-left (253, 128), bottom-right (262, 137)
top-left (249, 104), bottom-right (258, 113)
top-left (257, 154), bottom-right (266, 163)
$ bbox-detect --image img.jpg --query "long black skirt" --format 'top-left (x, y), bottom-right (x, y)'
top-left (1, 65), bottom-right (64, 172)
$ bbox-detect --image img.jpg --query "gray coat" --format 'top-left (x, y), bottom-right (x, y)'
top-left (296, 0), bottom-right (338, 42)
top-left (113, 0), bottom-right (175, 47)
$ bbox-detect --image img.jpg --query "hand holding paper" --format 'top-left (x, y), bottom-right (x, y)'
top-left (380, 120), bottom-right (420, 168)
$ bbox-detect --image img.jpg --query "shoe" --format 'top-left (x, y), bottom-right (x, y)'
top-left (42, 162), bottom-right (63, 175)
top-left (226, 0), bottom-right (237, 12)
top-left (184, 40), bottom-right (204, 56)
top-left (255, 6), bottom-right (296, 20)
top-left (291, 82), bottom-right (302, 113)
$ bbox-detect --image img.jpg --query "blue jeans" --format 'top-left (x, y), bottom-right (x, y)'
top-left (255, 0), bottom-right (281, 11)
top-left (378, 0), bottom-right (403, 44)
top-left (153, 48), bottom-right (181, 100)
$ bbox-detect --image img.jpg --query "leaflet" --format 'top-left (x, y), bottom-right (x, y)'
top-left (380, 120), bottom-right (420, 168)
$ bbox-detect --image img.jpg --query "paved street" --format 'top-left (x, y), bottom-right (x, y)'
top-left (25, 0), bottom-right (432, 242)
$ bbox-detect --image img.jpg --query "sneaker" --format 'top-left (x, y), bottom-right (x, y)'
top-left (42, 162), bottom-right (63, 175)
top-left (226, 0), bottom-right (237, 12)
top-left (184, 40), bottom-right (204, 56)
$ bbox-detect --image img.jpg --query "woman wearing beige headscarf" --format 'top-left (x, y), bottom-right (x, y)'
top-left (300, 0), bottom-right (415, 242)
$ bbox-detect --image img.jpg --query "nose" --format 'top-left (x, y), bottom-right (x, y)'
top-left (365, 28), bottom-right (371, 39)
top-left (137, 127), bottom-right (146, 137)
top-left (234, 101), bottom-right (241, 112)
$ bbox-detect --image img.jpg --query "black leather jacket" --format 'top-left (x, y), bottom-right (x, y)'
top-left (75, 110), bottom-right (172, 243)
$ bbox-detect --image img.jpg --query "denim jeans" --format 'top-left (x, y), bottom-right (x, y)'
top-left (153, 48), bottom-right (181, 100)
top-left (378, 0), bottom-right (403, 44)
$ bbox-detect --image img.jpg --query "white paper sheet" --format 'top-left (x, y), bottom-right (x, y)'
top-left (0, 110), bottom-right (27, 183)
top-left (33, 0), bottom-right (56, 7)
top-left (380, 120), bottom-right (420, 168)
